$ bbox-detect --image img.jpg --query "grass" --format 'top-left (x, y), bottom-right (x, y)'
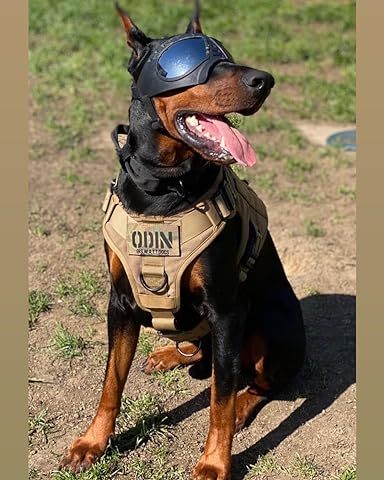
top-left (285, 156), bottom-right (314, 180)
top-left (339, 185), bottom-right (356, 199)
top-left (28, 408), bottom-right (55, 445)
top-left (29, 290), bottom-right (51, 327)
top-left (305, 286), bottom-right (320, 297)
top-left (292, 454), bottom-right (322, 479)
top-left (247, 453), bottom-right (279, 477)
top-left (52, 322), bottom-right (85, 359)
top-left (137, 331), bottom-right (155, 357)
top-left (333, 466), bottom-right (357, 480)
top-left (74, 244), bottom-right (95, 261)
top-left (127, 447), bottom-right (187, 480)
top-left (247, 452), bottom-right (324, 479)
top-left (116, 393), bottom-right (172, 449)
top-left (32, 224), bottom-right (51, 237)
top-left (52, 448), bottom-right (122, 480)
top-left (29, 0), bottom-right (355, 214)
top-left (154, 367), bottom-right (189, 396)
top-left (59, 168), bottom-right (90, 186)
top-left (55, 270), bottom-right (103, 317)
top-left (304, 219), bottom-right (326, 238)
top-left (29, 0), bottom-right (355, 154)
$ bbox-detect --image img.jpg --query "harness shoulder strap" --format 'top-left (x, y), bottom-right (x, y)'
top-left (225, 168), bottom-right (268, 281)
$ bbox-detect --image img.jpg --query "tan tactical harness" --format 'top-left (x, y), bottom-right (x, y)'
top-left (102, 166), bottom-right (268, 342)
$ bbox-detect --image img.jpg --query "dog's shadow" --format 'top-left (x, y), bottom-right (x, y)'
top-left (115, 293), bottom-right (355, 478)
top-left (231, 293), bottom-right (356, 478)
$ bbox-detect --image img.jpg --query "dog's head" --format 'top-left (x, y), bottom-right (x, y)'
top-left (116, 1), bottom-right (274, 168)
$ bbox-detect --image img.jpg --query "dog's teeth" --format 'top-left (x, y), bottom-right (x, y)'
top-left (220, 137), bottom-right (226, 148)
top-left (196, 124), bottom-right (203, 132)
top-left (187, 115), bottom-right (199, 127)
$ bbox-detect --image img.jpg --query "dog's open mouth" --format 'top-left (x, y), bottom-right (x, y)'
top-left (175, 113), bottom-right (257, 167)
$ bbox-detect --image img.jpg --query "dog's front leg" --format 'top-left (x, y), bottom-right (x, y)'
top-left (60, 297), bottom-right (140, 473)
top-left (193, 311), bottom-right (242, 480)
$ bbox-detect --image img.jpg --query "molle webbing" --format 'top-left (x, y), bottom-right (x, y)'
top-left (102, 167), bottom-right (268, 341)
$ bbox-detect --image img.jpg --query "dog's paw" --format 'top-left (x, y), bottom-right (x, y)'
top-left (59, 437), bottom-right (105, 473)
top-left (192, 457), bottom-right (230, 480)
top-left (141, 344), bottom-right (200, 374)
top-left (141, 346), bottom-right (178, 374)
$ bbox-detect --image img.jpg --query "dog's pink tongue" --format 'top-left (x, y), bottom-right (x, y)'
top-left (198, 114), bottom-right (257, 166)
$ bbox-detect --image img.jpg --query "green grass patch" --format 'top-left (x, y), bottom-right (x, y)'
top-left (254, 172), bottom-right (276, 194)
top-left (117, 393), bottom-right (172, 449)
top-left (127, 447), bottom-right (187, 480)
top-left (284, 156), bottom-right (314, 180)
top-left (339, 185), bottom-right (356, 199)
top-left (29, 290), bottom-right (52, 327)
top-left (292, 454), bottom-right (322, 479)
top-left (304, 219), bottom-right (326, 238)
top-left (305, 286), bottom-right (320, 297)
top-left (53, 322), bottom-right (85, 359)
top-left (32, 224), bottom-right (51, 237)
top-left (68, 144), bottom-right (96, 164)
top-left (154, 367), bottom-right (189, 396)
top-left (276, 70), bottom-right (355, 123)
top-left (29, 408), bottom-right (55, 445)
top-left (252, 114), bottom-right (308, 149)
top-left (30, 0), bottom-right (355, 153)
top-left (55, 270), bottom-right (102, 317)
top-left (278, 189), bottom-right (314, 205)
top-left (37, 263), bottom-right (49, 273)
top-left (59, 168), bottom-right (90, 186)
top-left (52, 448), bottom-right (122, 480)
top-left (137, 331), bottom-right (155, 357)
top-left (247, 452), bottom-right (279, 477)
top-left (74, 244), bottom-right (95, 261)
top-left (333, 466), bottom-right (357, 480)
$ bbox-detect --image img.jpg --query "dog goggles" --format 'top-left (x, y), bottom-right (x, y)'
top-left (131, 34), bottom-right (234, 99)
top-left (157, 36), bottom-right (232, 80)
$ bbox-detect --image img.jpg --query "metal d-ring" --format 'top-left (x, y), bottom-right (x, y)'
top-left (176, 339), bottom-right (202, 357)
top-left (139, 271), bottom-right (169, 293)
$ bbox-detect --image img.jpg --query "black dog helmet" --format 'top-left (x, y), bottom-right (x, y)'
top-left (129, 33), bottom-right (234, 129)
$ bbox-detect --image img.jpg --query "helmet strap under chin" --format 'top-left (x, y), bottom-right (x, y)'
top-left (131, 84), bottom-right (164, 131)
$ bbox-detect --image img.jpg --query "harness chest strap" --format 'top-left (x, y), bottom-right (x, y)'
top-left (102, 167), bottom-right (268, 340)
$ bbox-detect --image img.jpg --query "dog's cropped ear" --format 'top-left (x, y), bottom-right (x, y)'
top-left (186, 0), bottom-right (202, 33)
top-left (115, 2), bottom-right (151, 57)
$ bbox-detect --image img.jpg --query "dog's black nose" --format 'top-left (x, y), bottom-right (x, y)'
top-left (242, 69), bottom-right (275, 91)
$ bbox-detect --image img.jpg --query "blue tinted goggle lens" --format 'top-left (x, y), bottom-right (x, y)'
top-left (158, 37), bottom-right (226, 79)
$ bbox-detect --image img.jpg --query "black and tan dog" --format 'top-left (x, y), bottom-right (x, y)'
top-left (60, 3), bottom-right (305, 479)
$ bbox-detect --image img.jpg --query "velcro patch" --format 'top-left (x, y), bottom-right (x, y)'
top-left (127, 223), bottom-right (180, 256)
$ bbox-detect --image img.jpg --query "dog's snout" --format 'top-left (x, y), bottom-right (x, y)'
top-left (242, 69), bottom-right (275, 91)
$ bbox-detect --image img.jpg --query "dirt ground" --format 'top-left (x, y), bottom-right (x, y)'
top-left (28, 97), bottom-right (356, 479)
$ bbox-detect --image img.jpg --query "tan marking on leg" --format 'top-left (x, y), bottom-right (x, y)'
top-left (235, 387), bottom-right (267, 433)
top-left (192, 369), bottom-right (235, 480)
top-left (60, 322), bottom-right (140, 472)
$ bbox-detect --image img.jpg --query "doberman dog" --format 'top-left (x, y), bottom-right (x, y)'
top-left (60, 3), bottom-right (305, 479)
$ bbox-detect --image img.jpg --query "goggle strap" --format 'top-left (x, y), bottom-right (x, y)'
top-left (111, 123), bottom-right (132, 172)
top-left (132, 84), bottom-right (164, 131)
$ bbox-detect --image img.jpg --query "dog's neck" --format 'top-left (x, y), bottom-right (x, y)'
top-left (115, 100), bottom-right (221, 216)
